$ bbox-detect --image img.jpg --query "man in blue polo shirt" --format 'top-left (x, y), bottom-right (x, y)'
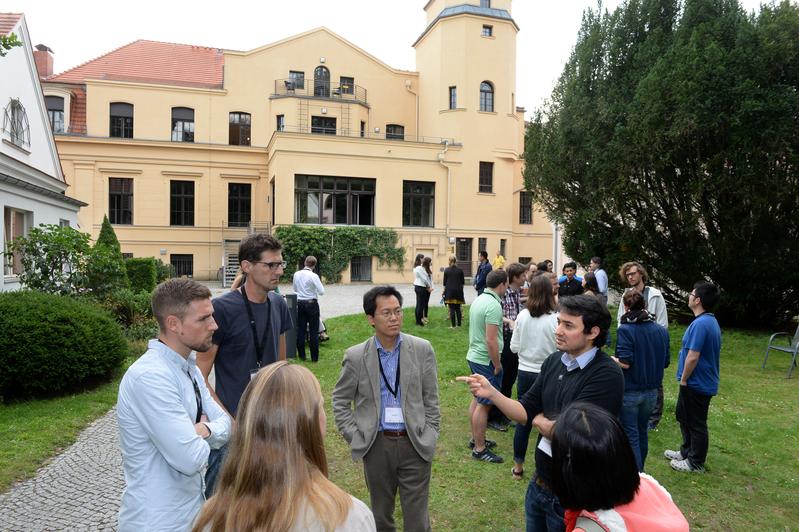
top-left (665, 281), bottom-right (722, 473)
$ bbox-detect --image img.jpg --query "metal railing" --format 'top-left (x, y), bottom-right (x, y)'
top-left (276, 124), bottom-right (457, 145)
top-left (273, 78), bottom-right (368, 105)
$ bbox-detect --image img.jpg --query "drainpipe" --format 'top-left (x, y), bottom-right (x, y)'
top-left (438, 139), bottom-right (451, 238)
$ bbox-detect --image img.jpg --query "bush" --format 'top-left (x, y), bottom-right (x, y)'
top-left (85, 245), bottom-right (129, 297)
top-left (155, 259), bottom-right (174, 283)
top-left (125, 257), bottom-right (157, 292)
top-left (102, 288), bottom-right (152, 327)
top-left (0, 291), bottom-right (128, 400)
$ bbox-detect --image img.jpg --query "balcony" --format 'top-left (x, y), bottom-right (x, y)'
top-left (273, 79), bottom-right (368, 106)
top-left (275, 124), bottom-right (457, 145)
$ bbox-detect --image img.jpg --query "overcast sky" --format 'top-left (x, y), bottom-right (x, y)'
top-left (8, 0), bottom-right (765, 116)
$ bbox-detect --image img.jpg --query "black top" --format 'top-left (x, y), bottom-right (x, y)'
top-left (443, 265), bottom-right (465, 301)
top-left (211, 289), bottom-right (292, 416)
top-left (519, 350), bottom-right (624, 483)
top-left (559, 277), bottom-right (584, 297)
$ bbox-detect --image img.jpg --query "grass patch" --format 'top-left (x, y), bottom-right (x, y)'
top-left (1, 308), bottom-right (796, 531)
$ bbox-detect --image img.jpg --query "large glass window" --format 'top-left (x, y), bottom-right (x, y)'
top-left (314, 66), bottom-right (330, 97)
top-left (110, 102), bottom-right (133, 138)
top-left (340, 76), bottom-right (354, 95)
top-left (45, 96), bottom-right (64, 133)
top-left (519, 191), bottom-right (533, 224)
top-left (311, 116), bottom-right (336, 135)
top-left (295, 175), bottom-right (375, 225)
top-left (386, 124), bottom-right (405, 141)
top-left (479, 81), bottom-right (494, 112)
top-left (402, 181), bottom-right (435, 227)
top-left (289, 70), bottom-right (305, 89)
top-left (479, 161), bottom-right (494, 193)
top-left (229, 112), bottom-right (251, 146)
top-left (170, 254), bottom-right (193, 277)
top-left (109, 178), bottom-right (133, 225)
top-left (171, 107), bottom-right (194, 142)
top-left (449, 86), bottom-right (457, 110)
top-left (228, 183), bottom-right (252, 228)
top-left (170, 180), bottom-right (194, 226)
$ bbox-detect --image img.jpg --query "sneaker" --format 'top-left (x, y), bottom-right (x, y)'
top-left (663, 449), bottom-right (684, 461)
top-left (670, 458), bottom-right (704, 473)
top-left (472, 448), bottom-right (504, 463)
top-left (487, 420), bottom-right (509, 432)
top-left (468, 438), bottom-right (497, 449)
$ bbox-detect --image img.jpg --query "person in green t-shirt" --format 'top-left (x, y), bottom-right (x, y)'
top-left (466, 269), bottom-right (508, 464)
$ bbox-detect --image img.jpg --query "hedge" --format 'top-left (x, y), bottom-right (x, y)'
top-left (0, 291), bottom-right (128, 400)
top-left (125, 257), bottom-right (157, 292)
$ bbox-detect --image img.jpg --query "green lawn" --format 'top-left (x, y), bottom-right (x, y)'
top-left (1, 310), bottom-right (796, 530)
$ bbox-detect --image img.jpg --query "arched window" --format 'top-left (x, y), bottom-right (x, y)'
top-left (479, 81), bottom-right (494, 112)
top-left (3, 98), bottom-right (30, 148)
top-left (314, 66), bottom-right (330, 97)
top-left (171, 107), bottom-right (194, 142)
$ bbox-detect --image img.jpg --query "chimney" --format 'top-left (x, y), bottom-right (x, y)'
top-left (33, 44), bottom-right (54, 79)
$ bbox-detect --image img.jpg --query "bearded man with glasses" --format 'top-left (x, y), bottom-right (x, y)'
top-left (196, 233), bottom-right (292, 496)
top-left (333, 285), bottom-right (441, 532)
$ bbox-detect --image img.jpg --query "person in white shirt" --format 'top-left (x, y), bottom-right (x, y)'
top-left (293, 255), bottom-right (326, 362)
top-left (413, 256), bottom-right (434, 326)
top-left (590, 256), bottom-right (609, 304)
top-left (508, 274), bottom-right (558, 480)
top-left (117, 279), bottom-right (232, 532)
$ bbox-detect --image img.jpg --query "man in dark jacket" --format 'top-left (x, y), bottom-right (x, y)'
top-left (474, 250), bottom-right (492, 296)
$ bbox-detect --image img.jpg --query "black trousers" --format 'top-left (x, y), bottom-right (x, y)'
top-left (296, 300), bottom-right (320, 361)
top-left (414, 286), bottom-right (430, 325)
top-left (490, 330), bottom-right (517, 422)
top-left (675, 385), bottom-right (712, 468)
top-left (448, 304), bottom-right (462, 327)
top-left (648, 384), bottom-right (665, 427)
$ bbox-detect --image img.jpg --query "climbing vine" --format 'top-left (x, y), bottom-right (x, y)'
top-left (274, 225), bottom-right (405, 283)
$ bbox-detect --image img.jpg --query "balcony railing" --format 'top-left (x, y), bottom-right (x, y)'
top-left (275, 124), bottom-right (457, 145)
top-left (273, 79), bottom-right (368, 105)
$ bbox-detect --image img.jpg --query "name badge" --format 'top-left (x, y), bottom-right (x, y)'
top-left (250, 368), bottom-right (260, 381)
top-left (537, 436), bottom-right (553, 457)
top-left (384, 407), bottom-right (404, 425)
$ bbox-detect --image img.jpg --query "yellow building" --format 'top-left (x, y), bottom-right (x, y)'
top-left (40, 0), bottom-right (553, 283)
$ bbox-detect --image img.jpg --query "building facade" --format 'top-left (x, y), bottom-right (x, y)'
top-left (1, 13), bottom-right (85, 292)
top-left (41, 0), bottom-right (552, 283)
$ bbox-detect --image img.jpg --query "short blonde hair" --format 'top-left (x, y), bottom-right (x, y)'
top-left (151, 279), bottom-right (211, 331)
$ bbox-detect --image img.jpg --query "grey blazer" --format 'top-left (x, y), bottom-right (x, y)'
top-left (332, 334), bottom-right (441, 463)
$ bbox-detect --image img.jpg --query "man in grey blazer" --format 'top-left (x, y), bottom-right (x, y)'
top-left (333, 285), bottom-right (441, 532)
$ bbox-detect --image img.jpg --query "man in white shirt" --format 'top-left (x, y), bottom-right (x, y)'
top-left (293, 255), bottom-right (326, 362)
top-left (117, 279), bottom-right (231, 532)
top-left (590, 256), bottom-right (609, 304)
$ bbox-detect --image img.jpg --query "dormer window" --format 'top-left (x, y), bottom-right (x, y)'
top-left (45, 96), bottom-right (65, 133)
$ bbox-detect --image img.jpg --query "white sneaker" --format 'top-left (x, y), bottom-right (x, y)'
top-left (670, 458), bottom-right (704, 473)
top-left (663, 449), bottom-right (683, 461)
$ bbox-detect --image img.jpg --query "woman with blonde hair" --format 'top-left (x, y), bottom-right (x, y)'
top-left (193, 361), bottom-right (375, 532)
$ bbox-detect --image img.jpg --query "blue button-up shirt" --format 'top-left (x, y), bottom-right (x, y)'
top-left (375, 334), bottom-right (404, 431)
top-left (561, 347), bottom-right (599, 372)
top-left (117, 339), bottom-right (231, 532)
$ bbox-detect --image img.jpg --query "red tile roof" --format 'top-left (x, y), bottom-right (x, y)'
top-left (0, 13), bottom-right (23, 36)
top-left (48, 40), bottom-right (224, 89)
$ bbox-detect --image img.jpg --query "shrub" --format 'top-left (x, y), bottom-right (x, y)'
top-left (125, 257), bottom-right (157, 292)
top-left (0, 291), bottom-right (128, 400)
top-left (102, 288), bottom-right (153, 327)
top-left (85, 244), bottom-right (129, 297)
top-left (96, 215), bottom-right (122, 254)
top-left (155, 259), bottom-right (174, 283)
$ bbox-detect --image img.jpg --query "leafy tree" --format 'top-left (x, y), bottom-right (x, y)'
top-left (0, 33), bottom-right (22, 58)
top-left (524, 0), bottom-right (799, 326)
top-left (89, 216), bottom-right (129, 295)
top-left (96, 215), bottom-right (122, 254)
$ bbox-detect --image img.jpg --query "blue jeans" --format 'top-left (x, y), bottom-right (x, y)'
top-left (525, 478), bottom-right (565, 532)
top-left (513, 370), bottom-right (538, 464)
top-left (204, 443), bottom-right (229, 498)
top-left (619, 388), bottom-right (658, 471)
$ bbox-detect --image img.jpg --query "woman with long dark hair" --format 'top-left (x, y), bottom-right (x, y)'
top-left (581, 272), bottom-right (600, 297)
top-left (551, 402), bottom-right (688, 531)
top-left (193, 362), bottom-right (375, 531)
top-left (508, 274), bottom-right (557, 480)
top-left (413, 256), bottom-right (433, 326)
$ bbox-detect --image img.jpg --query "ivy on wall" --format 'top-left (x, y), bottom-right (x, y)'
top-left (274, 225), bottom-right (405, 283)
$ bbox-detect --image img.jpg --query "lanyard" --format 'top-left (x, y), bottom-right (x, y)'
top-left (188, 371), bottom-right (203, 423)
top-left (377, 349), bottom-right (400, 398)
top-left (240, 285), bottom-right (272, 368)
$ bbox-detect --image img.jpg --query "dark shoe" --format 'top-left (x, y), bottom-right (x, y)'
top-left (472, 448), bottom-right (504, 463)
top-left (468, 438), bottom-right (497, 449)
top-left (487, 420), bottom-right (508, 432)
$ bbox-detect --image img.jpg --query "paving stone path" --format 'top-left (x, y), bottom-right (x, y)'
top-left (0, 283), bottom-right (476, 531)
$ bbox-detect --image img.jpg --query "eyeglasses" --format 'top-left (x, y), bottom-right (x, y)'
top-left (377, 309), bottom-right (404, 319)
top-left (251, 260), bottom-right (287, 270)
